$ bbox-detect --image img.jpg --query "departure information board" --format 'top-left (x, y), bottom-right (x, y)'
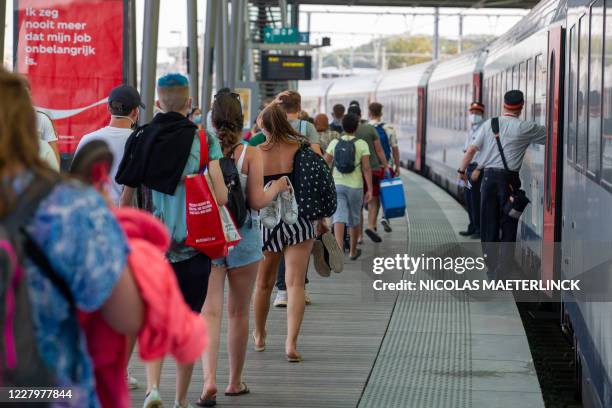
top-left (261, 55), bottom-right (312, 81)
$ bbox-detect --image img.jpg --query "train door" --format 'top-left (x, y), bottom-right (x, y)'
top-left (415, 86), bottom-right (426, 172)
top-left (542, 25), bottom-right (565, 286)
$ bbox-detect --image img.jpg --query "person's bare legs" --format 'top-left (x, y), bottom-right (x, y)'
top-left (349, 226), bottom-right (360, 257)
top-left (225, 261), bottom-right (258, 393)
top-left (200, 265), bottom-right (226, 401)
top-left (284, 239), bottom-right (314, 359)
top-left (145, 359), bottom-right (163, 393)
top-left (254, 251), bottom-right (282, 348)
top-left (368, 197), bottom-right (380, 230)
top-left (176, 363), bottom-right (195, 406)
top-left (334, 222), bottom-right (345, 254)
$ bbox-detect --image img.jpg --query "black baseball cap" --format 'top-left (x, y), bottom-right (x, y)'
top-left (108, 84), bottom-right (145, 110)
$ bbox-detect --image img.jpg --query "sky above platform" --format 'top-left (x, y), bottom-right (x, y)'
top-left (3, 1), bottom-right (527, 67)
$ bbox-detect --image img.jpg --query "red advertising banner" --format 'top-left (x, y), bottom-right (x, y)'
top-left (15, 0), bottom-right (127, 154)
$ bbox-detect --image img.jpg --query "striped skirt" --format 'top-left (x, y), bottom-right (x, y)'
top-left (261, 216), bottom-right (315, 252)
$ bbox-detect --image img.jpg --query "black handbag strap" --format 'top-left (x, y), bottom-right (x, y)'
top-left (491, 117), bottom-right (510, 173)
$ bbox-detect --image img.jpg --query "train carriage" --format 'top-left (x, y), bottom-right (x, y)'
top-left (373, 62), bottom-right (435, 170)
top-left (424, 49), bottom-right (487, 197)
top-left (325, 73), bottom-right (380, 116)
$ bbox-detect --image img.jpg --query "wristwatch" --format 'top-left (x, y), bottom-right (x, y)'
top-left (457, 169), bottom-right (466, 175)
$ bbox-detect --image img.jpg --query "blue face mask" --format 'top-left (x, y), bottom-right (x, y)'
top-left (193, 114), bottom-right (202, 125)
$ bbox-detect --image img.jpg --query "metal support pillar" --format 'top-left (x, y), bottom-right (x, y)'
top-left (187, 0), bottom-right (199, 104)
top-left (128, 0), bottom-right (137, 87)
top-left (228, 0), bottom-right (239, 89)
top-left (458, 15), bottom-right (463, 54)
top-left (140, 0), bottom-right (160, 123)
top-left (214, 2), bottom-right (225, 91)
top-left (433, 7), bottom-right (440, 61)
top-left (279, 0), bottom-right (288, 26)
top-left (0, 0), bottom-right (6, 66)
top-left (201, 0), bottom-right (217, 113)
top-left (221, 0), bottom-right (230, 88)
top-left (232, 0), bottom-right (245, 86)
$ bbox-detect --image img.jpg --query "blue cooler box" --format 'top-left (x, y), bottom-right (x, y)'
top-left (379, 177), bottom-right (406, 219)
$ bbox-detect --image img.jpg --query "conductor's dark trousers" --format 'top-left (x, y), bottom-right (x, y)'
top-left (480, 168), bottom-right (521, 278)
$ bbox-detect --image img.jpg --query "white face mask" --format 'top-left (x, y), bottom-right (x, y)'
top-left (469, 113), bottom-right (483, 124)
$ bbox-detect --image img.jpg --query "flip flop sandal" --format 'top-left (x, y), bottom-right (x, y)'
top-left (195, 394), bottom-right (217, 407)
top-left (225, 382), bottom-right (250, 396)
top-left (350, 249), bottom-right (362, 261)
top-left (252, 331), bottom-right (265, 352)
top-left (286, 353), bottom-right (303, 363)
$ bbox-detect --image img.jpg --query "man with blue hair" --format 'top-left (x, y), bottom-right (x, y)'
top-left (116, 73), bottom-right (228, 408)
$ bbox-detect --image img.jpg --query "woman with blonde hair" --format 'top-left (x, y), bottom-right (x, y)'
top-left (0, 68), bottom-right (143, 407)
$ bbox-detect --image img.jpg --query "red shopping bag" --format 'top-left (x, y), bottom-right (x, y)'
top-left (185, 130), bottom-right (241, 259)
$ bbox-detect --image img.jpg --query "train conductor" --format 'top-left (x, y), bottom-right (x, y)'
top-left (458, 90), bottom-right (546, 277)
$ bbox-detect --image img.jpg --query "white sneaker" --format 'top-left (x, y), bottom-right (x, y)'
top-left (273, 290), bottom-right (288, 307)
top-left (304, 290), bottom-right (312, 305)
top-left (261, 181), bottom-right (280, 229)
top-left (143, 387), bottom-right (163, 408)
top-left (126, 369), bottom-right (139, 390)
top-left (279, 176), bottom-right (299, 225)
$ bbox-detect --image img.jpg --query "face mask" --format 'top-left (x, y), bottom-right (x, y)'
top-left (112, 115), bottom-right (137, 129)
top-left (469, 113), bottom-right (483, 124)
top-left (193, 114), bottom-right (202, 125)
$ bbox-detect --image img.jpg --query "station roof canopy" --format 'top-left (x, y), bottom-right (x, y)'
top-left (291, 0), bottom-right (537, 8)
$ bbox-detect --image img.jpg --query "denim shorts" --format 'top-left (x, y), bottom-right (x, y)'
top-left (333, 184), bottom-right (363, 228)
top-left (213, 213), bottom-right (263, 269)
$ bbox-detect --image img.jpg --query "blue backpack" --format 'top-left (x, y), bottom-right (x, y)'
top-left (374, 123), bottom-right (391, 161)
top-left (334, 138), bottom-right (357, 174)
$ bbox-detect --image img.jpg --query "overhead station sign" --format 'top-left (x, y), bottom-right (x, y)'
top-left (263, 26), bottom-right (310, 44)
top-left (261, 54), bottom-right (312, 81)
top-left (14, 0), bottom-right (127, 155)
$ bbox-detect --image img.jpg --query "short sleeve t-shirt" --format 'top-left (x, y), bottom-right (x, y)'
top-left (290, 119), bottom-right (320, 145)
top-left (39, 140), bottom-right (59, 171)
top-left (326, 135), bottom-right (370, 189)
top-left (248, 132), bottom-right (266, 147)
top-left (355, 122), bottom-right (381, 170)
top-left (37, 111), bottom-right (57, 143)
top-left (75, 126), bottom-right (133, 205)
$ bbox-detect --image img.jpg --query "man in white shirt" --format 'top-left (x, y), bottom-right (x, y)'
top-left (458, 90), bottom-right (545, 278)
top-left (459, 102), bottom-right (485, 239)
top-left (75, 84), bottom-right (144, 205)
top-left (36, 110), bottom-right (60, 163)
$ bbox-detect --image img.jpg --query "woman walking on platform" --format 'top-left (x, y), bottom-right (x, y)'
top-left (252, 102), bottom-right (320, 363)
top-left (198, 92), bottom-right (289, 407)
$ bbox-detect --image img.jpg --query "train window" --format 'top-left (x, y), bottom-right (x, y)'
top-left (513, 65), bottom-right (519, 90)
top-left (577, 14), bottom-right (590, 168)
top-left (568, 26), bottom-right (578, 162)
top-left (526, 59), bottom-right (534, 121)
top-left (587, 0), bottom-right (604, 176)
top-left (534, 55), bottom-right (547, 127)
top-left (546, 53), bottom-right (555, 211)
top-left (506, 68), bottom-right (512, 93)
top-left (602, 0), bottom-right (612, 186)
top-left (520, 62), bottom-right (527, 119)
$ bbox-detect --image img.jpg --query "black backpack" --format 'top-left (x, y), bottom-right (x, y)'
top-left (334, 138), bottom-right (357, 174)
top-left (219, 144), bottom-right (248, 228)
top-left (0, 175), bottom-right (75, 394)
top-left (291, 143), bottom-right (337, 220)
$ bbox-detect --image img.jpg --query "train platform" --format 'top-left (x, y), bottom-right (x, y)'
top-left (128, 171), bottom-right (544, 408)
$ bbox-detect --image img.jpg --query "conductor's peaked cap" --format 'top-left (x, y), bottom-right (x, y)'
top-left (504, 90), bottom-right (524, 110)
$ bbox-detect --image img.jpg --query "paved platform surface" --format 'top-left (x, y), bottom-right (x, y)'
top-left (129, 171), bottom-right (543, 408)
